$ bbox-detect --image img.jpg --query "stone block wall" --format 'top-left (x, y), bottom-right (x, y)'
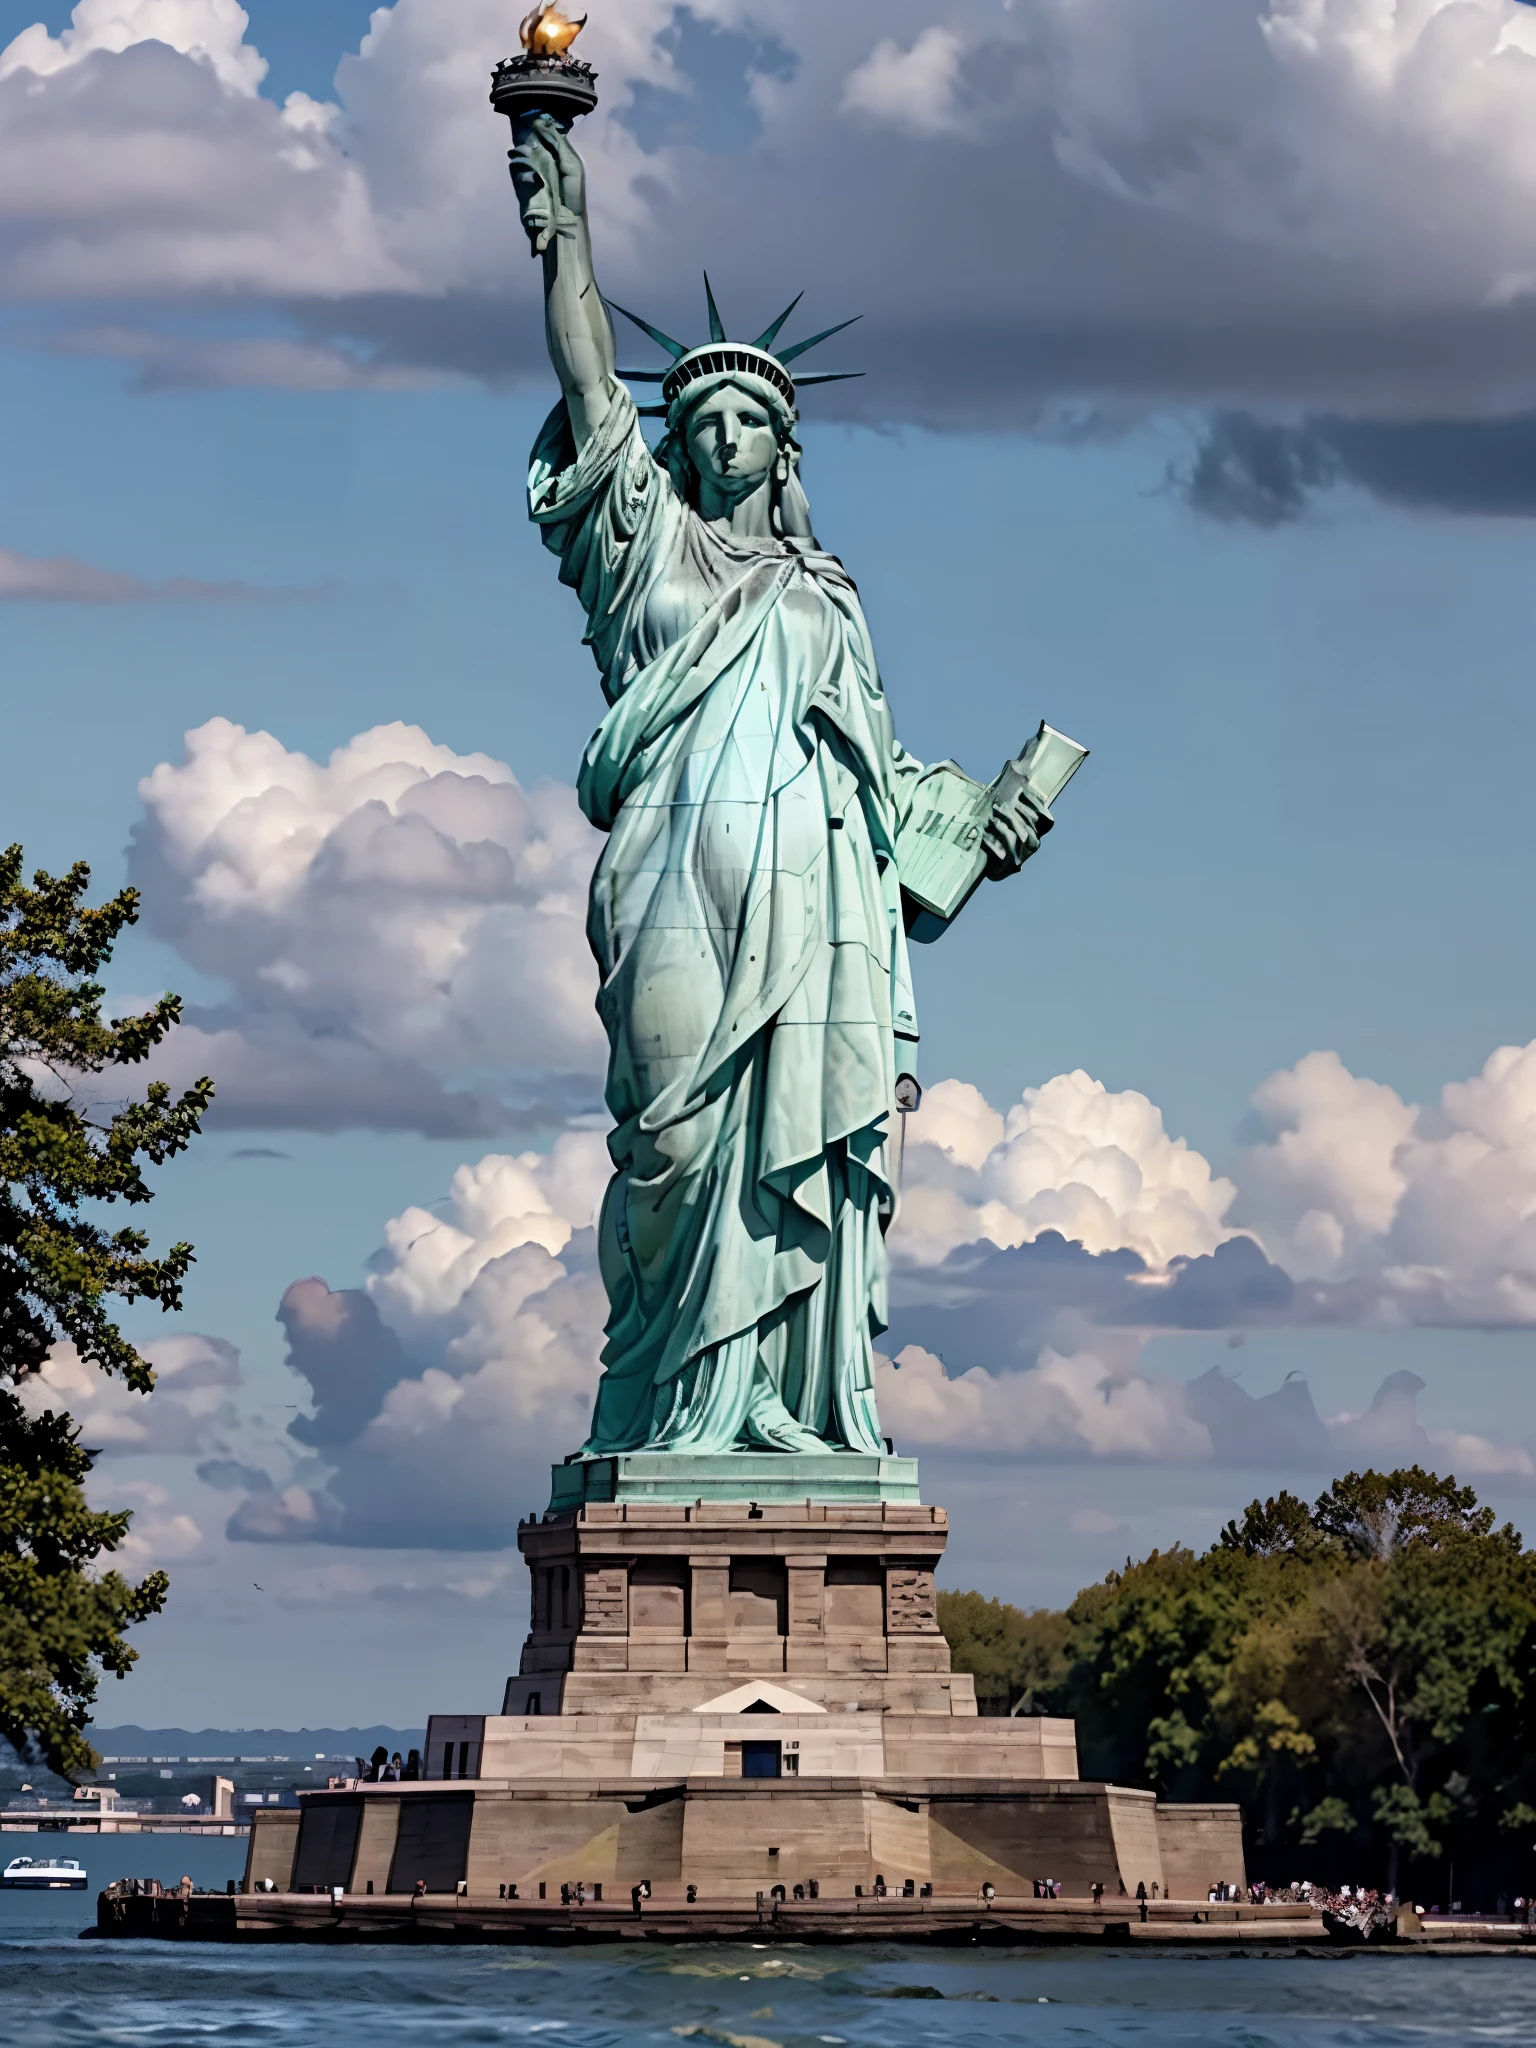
top-left (514, 1499), bottom-right (962, 1715)
top-left (244, 1809), bottom-right (300, 1890)
top-left (1155, 1801), bottom-right (1246, 1900)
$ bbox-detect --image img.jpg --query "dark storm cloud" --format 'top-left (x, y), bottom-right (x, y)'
top-left (886, 1231), bottom-right (1304, 1371)
top-left (13, 2), bottom-right (1536, 519)
top-left (196, 1457), bottom-right (274, 1493)
top-left (1182, 1365), bottom-right (1331, 1466)
top-left (1185, 411), bottom-right (1536, 525)
top-left (277, 1280), bottom-right (415, 1451)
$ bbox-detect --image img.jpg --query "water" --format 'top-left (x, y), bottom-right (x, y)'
top-left (3, 1834), bottom-right (1532, 2046)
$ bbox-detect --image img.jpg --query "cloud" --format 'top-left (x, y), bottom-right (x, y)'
top-left (877, 1341), bottom-right (1533, 1478)
top-left (131, 717), bottom-right (605, 1134)
top-left (0, 3), bottom-right (401, 298)
top-left (227, 1130), bottom-right (612, 1547)
top-left (54, 326), bottom-right (449, 392)
top-left (0, 546), bottom-right (305, 602)
top-left (894, 1039), bottom-right (1536, 1339)
top-left (1184, 1362), bottom-right (1331, 1466)
top-left (843, 25), bottom-right (969, 137)
top-left (888, 1232), bottom-right (1301, 1377)
top-left (102, 1479), bottom-right (205, 1566)
top-left (1236, 1039), bottom-right (1536, 1323)
top-left (1069, 1506), bottom-right (1129, 1537)
top-left (876, 1338), bottom-right (1213, 1461)
top-left (182, 1018), bottom-right (1536, 1546)
top-left (22, 1333), bottom-right (241, 1456)
top-left (1182, 412), bottom-right (1536, 524)
top-left (194, 1457), bottom-right (272, 1493)
top-left (895, 1070), bottom-right (1238, 1271)
top-left (0, 0), bottom-right (269, 94)
top-left (8, 0), bottom-right (1536, 487)
top-left (276, 1279), bottom-right (415, 1450)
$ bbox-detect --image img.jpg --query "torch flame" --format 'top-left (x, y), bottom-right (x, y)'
top-left (520, 4), bottom-right (586, 57)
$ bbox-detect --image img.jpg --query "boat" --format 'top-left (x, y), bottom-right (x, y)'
top-left (2, 1854), bottom-right (89, 1890)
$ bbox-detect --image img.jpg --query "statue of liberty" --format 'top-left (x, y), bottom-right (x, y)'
top-left (511, 113), bottom-right (1054, 1461)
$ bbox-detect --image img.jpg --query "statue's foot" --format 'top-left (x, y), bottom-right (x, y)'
top-left (738, 1378), bottom-right (837, 1454)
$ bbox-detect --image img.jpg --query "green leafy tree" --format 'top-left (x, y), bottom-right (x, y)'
top-left (938, 1589), bottom-right (1072, 1711)
top-left (1054, 1469), bottom-right (1536, 1896)
top-left (1310, 1467), bottom-right (1493, 1561)
top-left (0, 847), bottom-right (211, 1779)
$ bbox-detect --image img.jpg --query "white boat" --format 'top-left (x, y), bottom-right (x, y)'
top-left (2, 1854), bottom-right (89, 1890)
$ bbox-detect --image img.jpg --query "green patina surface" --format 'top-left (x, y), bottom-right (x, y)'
top-left (511, 115), bottom-right (1067, 1472)
top-left (549, 1451), bottom-right (921, 1510)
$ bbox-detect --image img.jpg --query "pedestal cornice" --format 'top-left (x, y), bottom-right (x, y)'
top-left (550, 1451), bottom-right (921, 1511)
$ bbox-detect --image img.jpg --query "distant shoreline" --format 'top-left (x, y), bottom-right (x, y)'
top-left (7, 1726), bottom-right (425, 1761)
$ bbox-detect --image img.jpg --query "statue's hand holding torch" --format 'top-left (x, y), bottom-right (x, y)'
top-left (510, 112), bottom-right (587, 256)
top-left (493, 2), bottom-right (598, 253)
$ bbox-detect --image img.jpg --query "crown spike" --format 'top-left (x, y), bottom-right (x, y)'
top-left (792, 371), bottom-right (865, 387)
top-left (778, 315), bottom-right (862, 365)
top-left (752, 292), bottom-right (804, 351)
top-left (703, 272), bottom-right (728, 344)
top-left (605, 300), bottom-right (687, 361)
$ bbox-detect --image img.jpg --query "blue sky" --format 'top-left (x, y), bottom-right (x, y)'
top-left (6, 0), bottom-right (1536, 1727)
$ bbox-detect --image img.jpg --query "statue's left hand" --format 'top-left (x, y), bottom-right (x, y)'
top-left (982, 788), bottom-right (1052, 879)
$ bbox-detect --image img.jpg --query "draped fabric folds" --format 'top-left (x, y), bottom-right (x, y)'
top-left (530, 387), bottom-right (922, 1455)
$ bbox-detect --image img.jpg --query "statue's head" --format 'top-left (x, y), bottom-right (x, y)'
top-left (661, 367), bottom-right (799, 516)
top-left (609, 280), bottom-right (862, 535)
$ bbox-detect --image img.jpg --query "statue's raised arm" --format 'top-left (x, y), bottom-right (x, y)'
top-left (511, 114), bottom-right (615, 447)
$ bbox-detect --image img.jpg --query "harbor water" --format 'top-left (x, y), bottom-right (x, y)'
top-left (2, 1833), bottom-right (1531, 2046)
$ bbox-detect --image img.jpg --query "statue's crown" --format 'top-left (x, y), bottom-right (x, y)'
top-left (609, 276), bottom-right (862, 418)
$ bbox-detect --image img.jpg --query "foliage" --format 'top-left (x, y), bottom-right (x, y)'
top-left (943, 1468), bottom-right (1536, 1897)
top-left (937, 1589), bottom-right (1072, 1710)
top-left (1294, 1796), bottom-right (1355, 1846)
top-left (0, 848), bottom-right (210, 1779)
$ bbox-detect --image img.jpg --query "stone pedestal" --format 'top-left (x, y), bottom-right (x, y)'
top-left (512, 1485), bottom-right (965, 1715)
top-left (257, 1454), bottom-right (1247, 1907)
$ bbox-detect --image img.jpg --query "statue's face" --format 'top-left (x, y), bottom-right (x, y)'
top-left (685, 384), bottom-right (778, 499)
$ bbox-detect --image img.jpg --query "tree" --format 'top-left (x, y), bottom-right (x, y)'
top-left (937, 1589), bottom-right (1072, 1711)
top-left (1054, 1469), bottom-right (1536, 1900)
top-left (1308, 1467), bottom-right (1493, 1562)
top-left (0, 847), bottom-right (211, 1779)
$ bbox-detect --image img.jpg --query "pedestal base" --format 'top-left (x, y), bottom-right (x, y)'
top-left (256, 1466), bottom-right (1246, 1913)
top-left (250, 1766), bottom-right (1249, 1910)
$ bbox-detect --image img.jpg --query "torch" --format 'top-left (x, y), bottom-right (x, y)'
top-left (490, 5), bottom-right (598, 134)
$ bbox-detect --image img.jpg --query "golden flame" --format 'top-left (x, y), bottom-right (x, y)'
top-left (520, 4), bottom-right (586, 57)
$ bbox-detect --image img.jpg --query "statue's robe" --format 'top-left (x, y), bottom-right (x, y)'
top-left (530, 387), bottom-right (922, 1455)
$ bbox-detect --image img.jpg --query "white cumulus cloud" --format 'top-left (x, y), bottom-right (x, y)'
top-left (876, 1339), bottom-right (1213, 1460)
top-left (1238, 1037), bottom-right (1536, 1322)
top-left (207, 1038), bottom-right (1536, 1539)
top-left (0, 0), bottom-right (401, 298)
top-left (132, 717), bottom-right (604, 1134)
top-left (231, 1130), bottom-right (612, 1546)
top-left (879, 1341), bottom-right (1534, 1476)
top-left (0, 0), bottom-right (268, 92)
top-left (895, 1070), bottom-right (1238, 1270)
top-left (22, 1333), bottom-right (241, 1455)
top-left (105, 1479), bottom-right (205, 1565)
